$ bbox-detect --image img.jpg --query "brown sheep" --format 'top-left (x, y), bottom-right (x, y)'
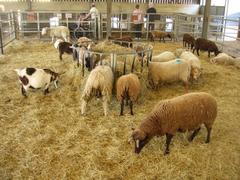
top-left (193, 38), bottom-right (220, 57)
top-left (116, 73), bottom-right (141, 115)
top-left (183, 33), bottom-right (195, 49)
top-left (109, 36), bottom-right (133, 48)
top-left (130, 92), bottom-right (217, 154)
top-left (149, 30), bottom-right (171, 42)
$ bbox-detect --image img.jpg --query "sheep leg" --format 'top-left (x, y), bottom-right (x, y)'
top-left (102, 96), bottom-right (108, 116)
top-left (188, 127), bottom-right (201, 142)
top-left (208, 51), bottom-right (211, 58)
top-left (43, 83), bottom-right (50, 95)
top-left (81, 100), bottom-right (87, 115)
top-left (164, 133), bottom-right (173, 155)
top-left (183, 81), bottom-right (188, 93)
top-left (120, 98), bottom-right (124, 116)
top-left (205, 127), bottom-right (212, 143)
top-left (129, 100), bottom-right (133, 115)
top-left (54, 80), bottom-right (58, 88)
top-left (197, 49), bottom-right (200, 56)
top-left (21, 85), bottom-right (27, 97)
top-left (51, 36), bottom-right (54, 44)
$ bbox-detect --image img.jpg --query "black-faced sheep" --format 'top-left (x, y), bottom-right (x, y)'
top-left (116, 73), bottom-right (141, 116)
top-left (41, 26), bottom-right (70, 43)
top-left (81, 65), bottom-right (114, 116)
top-left (15, 67), bottom-right (59, 96)
top-left (193, 38), bottom-right (220, 57)
top-left (148, 59), bottom-right (191, 92)
top-left (149, 30), bottom-right (171, 42)
top-left (183, 33), bottom-right (195, 49)
top-left (54, 39), bottom-right (73, 61)
top-left (130, 92), bottom-right (217, 154)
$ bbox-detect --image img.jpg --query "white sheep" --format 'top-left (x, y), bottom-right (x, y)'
top-left (148, 59), bottom-right (191, 92)
top-left (41, 26), bottom-right (70, 43)
top-left (179, 51), bottom-right (201, 80)
top-left (14, 67), bottom-right (59, 96)
top-left (152, 51), bottom-right (176, 62)
top-left (210, 53), bottom-right (235, 65)
top-left (81, 65), bottom-right (114, 116)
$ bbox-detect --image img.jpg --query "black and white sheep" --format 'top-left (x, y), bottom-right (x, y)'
top-left (15, 67), bottom-right (59, 96)
top-left (116, 73), bottom-right (141, 116)
top-left (54, 39), bottom-right (73, 61)
top-left (183, 33), bottom-right (195, 49)
top-left (193, 38), bottom-right (220, 57)
top-left (81, 65), bottom-right (114, 116)
top-left (41, 26), bottom-right (70, 43)
top-left (130, 92), bottom-right (217, 154)
top-left (148, 59), bottom-right (191, 92)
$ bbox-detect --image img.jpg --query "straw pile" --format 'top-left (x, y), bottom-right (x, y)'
top-left (0, 40), bottom-right (239, 179)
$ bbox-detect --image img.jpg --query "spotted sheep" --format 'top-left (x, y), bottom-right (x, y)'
top-left (14, 67), bottom-right (59, 96)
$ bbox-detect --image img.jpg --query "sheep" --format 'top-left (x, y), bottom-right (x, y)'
top-left (129, 92), bottom-right (217, 154)
top-left (210, 53), bottom-right (235, 65)
top-left (149, 30), bottom-right (172, 42)
top-left (183, 33), bottom-right (195, 49)
top-left (148, 59), bottom-right (191, 92)
top-left (179, 51), bottom-right (201, 80)
top-left (109, 36), bottom-right (133, 48)
top-left (116, 73), bottom-right (141, 116)
top-left (77, 37), bottom-right (93, 47)
top-left (152, 51), bottom-right (176, 62)
top-left (14, 67), bottom-right (59, 96)
top-left (175, 48), bottom-right (188, 58)
top-left (54, 39), bottom-right (73, 61)
top-left (81, 65), bottom-right (114, 116)
top-left (193, 38), bottom-right (220, 57)
top-left (41, 26), bottom-right (70, 43)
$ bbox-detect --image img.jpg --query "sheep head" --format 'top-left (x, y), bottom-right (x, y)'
top-left (131, 129), bottom-right (150, 154)
top-left (41, 27), bottom-right (49, 35)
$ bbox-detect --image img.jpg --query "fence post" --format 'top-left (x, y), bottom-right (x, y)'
top-left (13, 11), bottom-right (18, 40)
top-left (238, 17), bottom-right (240, 40)
top-left (0, 26), bottom-right (4, 55)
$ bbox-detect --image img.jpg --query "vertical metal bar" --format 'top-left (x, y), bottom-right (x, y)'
top-left (13, 11), bottom-right (18, 40)
top-left (202, 0), bottom-right (211, 38)
top-left (0, 26), bottom-right (4, 54)
top-left (37, 12), bottom-right (40, 39)
top-left (238, 17), bottom-right (240, 39)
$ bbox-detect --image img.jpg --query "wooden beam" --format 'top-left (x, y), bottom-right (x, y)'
top-left (106, 0), bottom-right (112, 39)
top-left (202, 0), bottom-right (211, 39)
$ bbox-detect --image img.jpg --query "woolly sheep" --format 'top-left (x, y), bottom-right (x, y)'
top-left (81, 65), bottom-right (114, 116)
top-left (116, 73), bottom-right (141, 115)
top-left (148, 59), bottom-right (191, 92)
top-left (210, 53), bottom-right (235, 65)
top-left (15, 67), bottom-right (59, 96)
top-left (193, 38), bottom-right (220, 57)
top-left (152, 51), bottom-right (176, 62)
top-left (183, 33), bottom-right (195, 49)
top-left (41, 26), bottom-right (70, 43)
top-left (130, 92), bottom-right (217, 154)
top-left (179, 51), bottom-right (201, 80)
top-left (149, 30), bottom-right (171, 42)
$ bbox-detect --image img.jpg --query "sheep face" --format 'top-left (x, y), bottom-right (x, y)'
top-left (132, 129), bottom-right (150, 154)
top-left (191, 68), bottom-right (201, 80)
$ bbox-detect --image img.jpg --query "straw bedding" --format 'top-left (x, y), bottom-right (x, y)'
top-left (0, 40), bottom-right (239, 179)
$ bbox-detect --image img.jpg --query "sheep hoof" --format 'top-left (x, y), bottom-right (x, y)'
top-left (164, 150), bottom-right (170, 155)
top-left (205, 140), bottom-right (210, 143)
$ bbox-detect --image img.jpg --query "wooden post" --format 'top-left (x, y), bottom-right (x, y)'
top-left (106, 0), bottom-right (112, 39)
top-left (0, 26), bottom-right (4, 54)
top-left (202, 0), bottom-right (211, 39)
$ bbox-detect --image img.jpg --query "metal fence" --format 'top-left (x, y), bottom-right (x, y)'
top-left (0, 11), bottom-right (239, 57)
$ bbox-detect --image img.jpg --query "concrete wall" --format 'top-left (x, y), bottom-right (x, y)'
top-left (0, 2), bottom-right (200, 15)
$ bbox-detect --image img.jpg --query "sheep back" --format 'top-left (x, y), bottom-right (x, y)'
top-left (116, 73), bottom-right (141, 102)
top-left (82, 65), bottom-right (113, 101)
top-left (139, 92), bottom-right (217, 136)
top-left (152, 51), bottom-right (176, 62)
top-left (49, 26), bottom-right (70, 39)
top-left (194, 38), bottom-right (219, 56)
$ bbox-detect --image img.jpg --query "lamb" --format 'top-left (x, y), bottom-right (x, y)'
top-left (54, 39), bottom-right (73, 60)
top-left (148, 59), bottom-right (191, 92)
top-left (14, 67), bottom-right (59, 96)
top-left (210, 53), bottom-right (235, 65)
top-left (41, 26), bottom-right (70, 43)
top-left (81, 65), bottom-right (114, 116)
top-left (149, 30), bottom-right (172, 42)
top-left (179, 51), bottom-right (201, 80)
top-left (183, 33), bottom-right (195, 49)
top-left (116, 73), bottom-right (141, 116)
top-left (152, 51), bottom-right (176, 62)
top-left (129, 92), bottom-right (217, 154)
top-left (193, 38), bottom-right (220, 57)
